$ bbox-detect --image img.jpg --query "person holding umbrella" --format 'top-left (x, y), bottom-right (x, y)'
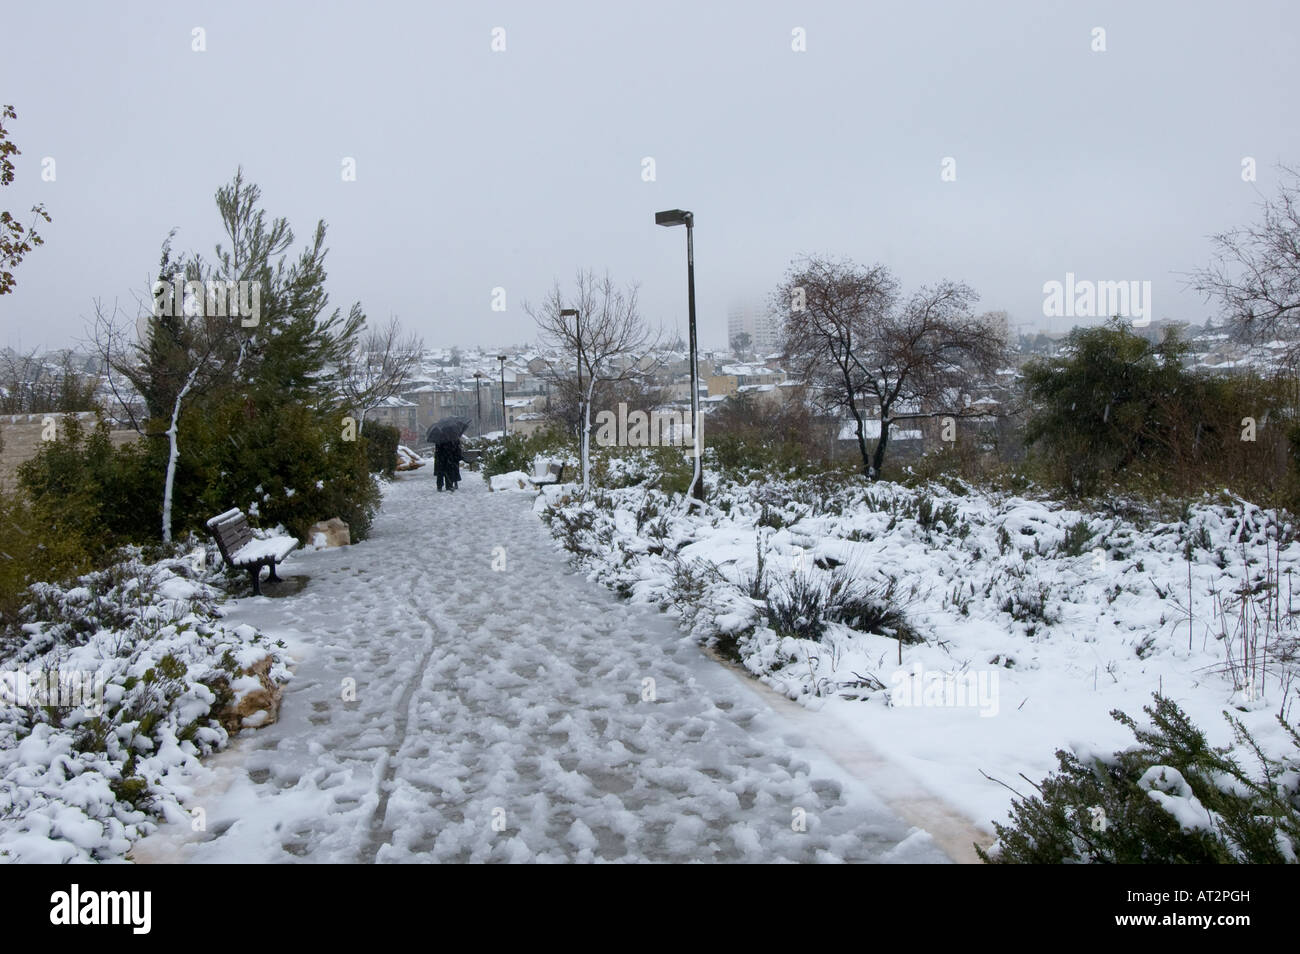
top-left (427, 417), bottom-right (470, 492)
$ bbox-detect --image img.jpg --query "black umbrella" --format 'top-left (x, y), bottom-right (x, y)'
top-left (426, 417), bottom-right (471, 443)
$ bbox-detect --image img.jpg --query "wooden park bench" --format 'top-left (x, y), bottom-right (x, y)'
top-left (205, 508), bottom-right (299, 595)
top-left (527, 460), bottom-right (566, 488)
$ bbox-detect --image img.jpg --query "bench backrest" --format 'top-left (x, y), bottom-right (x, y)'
top-left (208, 510), bottom-right (254, 561)
top-left (548, 462), bottom-right (564, 478)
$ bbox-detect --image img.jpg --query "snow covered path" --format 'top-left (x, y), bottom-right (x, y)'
top-left (131, 468), bottom-right (950, 863)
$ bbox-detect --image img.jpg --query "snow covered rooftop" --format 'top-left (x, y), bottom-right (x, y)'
top-left (837, 419), bottom-right (922, 441)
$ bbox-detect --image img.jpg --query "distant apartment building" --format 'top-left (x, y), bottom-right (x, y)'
top-left (365, 396), bottom-right (420, 442)
top-left (727, 298), bottom-right (781, 353)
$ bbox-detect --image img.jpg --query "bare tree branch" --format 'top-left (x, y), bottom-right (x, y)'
top-left (337, 314), bottom-right (424, 433)
top-left (777, 255), bottom-right (1007, 477)
top-left (527, 269), bottom-right (662, 487)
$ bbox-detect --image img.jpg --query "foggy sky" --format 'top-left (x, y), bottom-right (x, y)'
top-left (3, 0), bottom-right (1298, 352)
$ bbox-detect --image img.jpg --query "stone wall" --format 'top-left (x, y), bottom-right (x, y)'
top-left (0, 413), bottom-right (142, 489)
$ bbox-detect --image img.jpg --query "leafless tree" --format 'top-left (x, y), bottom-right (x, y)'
top-left (540, 369), bottom-right (670, 441)
top-left (528, 269), bottom-right (661, 488)
top-left (1191, 164), bottom-right (1300, 364)
top-left (86, 298), bottom-right (148, 432)
top-left (337, 314), bottom-right (424, 433)
top-left (777, 255), bottom-right (1007, 478)
top-left (0, 348), bottom-right (97, 414)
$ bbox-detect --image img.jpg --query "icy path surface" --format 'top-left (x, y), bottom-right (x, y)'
top-left (132, 469), bottom-right (949, 863)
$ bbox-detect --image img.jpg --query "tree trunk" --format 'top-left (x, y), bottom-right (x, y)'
top-left (872, 416), bottom-right (891, 479)
top-left (842, 370), bottom-right (871, 477)
top-left (161, 365), bottom-right (200, 544)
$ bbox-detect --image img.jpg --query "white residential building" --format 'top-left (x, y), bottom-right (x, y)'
top-left (727, 298), bottom-right (781, 353)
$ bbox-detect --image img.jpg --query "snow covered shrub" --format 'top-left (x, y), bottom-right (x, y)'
top-left (633, 491), bottom-right (661, 531)
top-left (743, 536), bottom-right (769, 600)
top-left (669, 555), bottom-right (712, 617)
top-left (756, 503), bottom-right (786, 530)
top-left (1057, 518), bottom-right (1095, 557)
top-left (916, 495), bottom-right (960, 534)
top-left (767, 571), bottom-right (830, 641)
top-left (766, 566), bottom-right (917, 645)
top-left (998, 577), bottom-right (1059, 633)
top-left (979, 695), bottom-right (1300, 864)
top-left (1, 556), bottom-right (200, 663)
top-left (834, 575), bottom-right (921, 645)
top-left (590, 446), bottom-right (693, 495)
top-left (479, 429), bottom-right (570, 480)
top-left (0, 549), bottom-right (289, 862)
top-left (15, 413), bottom-right (160, 555)
top-left (550, 504), bottom-right (599, 557)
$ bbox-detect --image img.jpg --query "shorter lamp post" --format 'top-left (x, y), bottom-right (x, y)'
top-left (498, 355), bottom-right (508, 436)
top-left (473, 371), bottom-right (484, 437)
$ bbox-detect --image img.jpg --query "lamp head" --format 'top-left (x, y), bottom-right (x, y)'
top-left (655, 209), bottom-right (693, 228)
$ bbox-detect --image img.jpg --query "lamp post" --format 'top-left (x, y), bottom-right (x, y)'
top-left (498, 355), bottom-right (508, 436)
top-left (560, 308), bottom-right (583, 473)
top-left (655, 208), bottom-right (704, 502)
top-left (473, 371), bottom-right (484, 437)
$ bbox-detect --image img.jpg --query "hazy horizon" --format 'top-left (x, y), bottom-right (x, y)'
top-left (3, 0), bottom-right (1298, 352)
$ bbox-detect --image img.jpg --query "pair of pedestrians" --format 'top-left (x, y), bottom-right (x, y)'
top-left (426, 417), bottom-right (471, 492)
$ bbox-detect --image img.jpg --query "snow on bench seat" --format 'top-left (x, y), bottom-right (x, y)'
top-left (528, 460), bottom-right (565, 486)
top-left (230, 536), bottom-right (299, 565)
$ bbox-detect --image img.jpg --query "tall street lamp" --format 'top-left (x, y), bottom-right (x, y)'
top-left (473, 371), bottom-right (484, 437)
top-left (655, 208), bottom-right (704, 502)
top-left (498, 355), bottom-right (508, 436)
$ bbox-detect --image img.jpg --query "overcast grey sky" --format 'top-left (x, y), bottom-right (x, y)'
top-left (3, 0), bottom-right (1298, 352)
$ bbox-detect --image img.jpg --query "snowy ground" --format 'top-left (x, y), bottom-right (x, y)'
top-left (130, 467), bottom-right (952, 863)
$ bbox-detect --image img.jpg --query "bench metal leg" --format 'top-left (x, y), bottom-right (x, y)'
top-left (266, 561), bottom-right (281, 583)
top-left (249, 565), bottom-right (262, 596)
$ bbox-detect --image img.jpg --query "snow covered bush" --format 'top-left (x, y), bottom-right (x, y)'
top-left (979, 694), bottom-right (1300, 864)
top-left (592, 445), bottom-right (692, 495)
top-left (765, 565), bottom-right (918, 646)
top-left (479, 429), bottom-right (571, 479)
top-left (0, 548), bottom-right (290, 863)
top-left (540, 466), bottom-right (1300, 713)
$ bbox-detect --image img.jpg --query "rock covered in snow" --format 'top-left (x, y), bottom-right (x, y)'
top-left (214, 651), bottom-right (283, 731)
top-left (307, 517), bottom-right (351, 548)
